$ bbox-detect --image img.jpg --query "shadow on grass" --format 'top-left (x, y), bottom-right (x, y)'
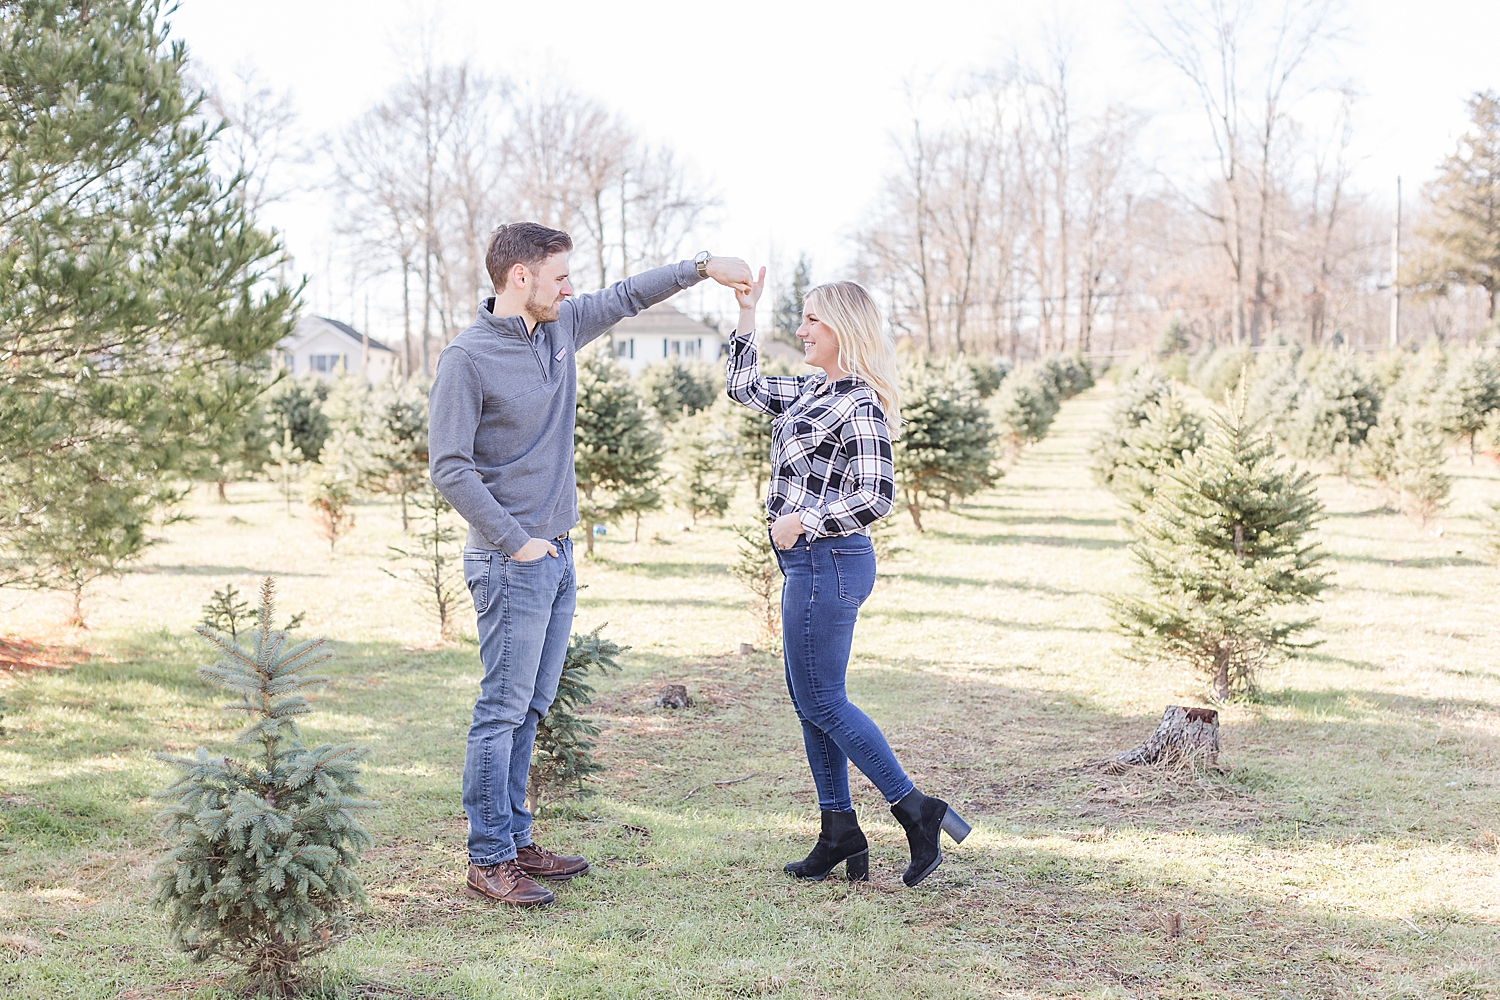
top-left (1326, 552), bottom-right (1488, 569)
top-left (955, 511), bottom-right (1120, 529)
top-left (867, 606), bottom-right (1112, 633)
top-left (1257, 685), bottom-right (1499, 721)
top-left (928, 529), bottom-right (1130, 551)
top-left (134, 564), bottom-right (324, 578)
top-left (888, 572), bottom-right (1089, 597)
top-left (592, 559), bottom-right (731, 579)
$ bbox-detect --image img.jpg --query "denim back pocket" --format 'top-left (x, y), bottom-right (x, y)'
top-left (830, 543), bottom-right (876, 607)
top-left (463, 551), bottom-right (492, 615)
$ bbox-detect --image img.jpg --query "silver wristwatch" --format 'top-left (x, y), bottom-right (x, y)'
top-left (694, 250), bottom-right (711, 278)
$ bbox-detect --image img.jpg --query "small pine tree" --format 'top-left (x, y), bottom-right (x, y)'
top-left (575, 351), bottom-right (666, 556)
top-left (773, 254), bottom-right (813, 344)
top-left (1363, 408), bottom-right (1452, 524)
top-left (1438, 348), bottom-right (1500, 463)
top-left (1037, 353), bottom-right (1096, 400)
top-left (1107, 392), bottom-right (1206, 514)
top-left (1092, 369), bottom-right (1171, 492)
top-left (993, 365), bottom-right (1061, 457)
top-left (152, 578), bottom-right (374, 998)
top-left (1482, 501), bottom-right (1500, 563)
top-left (728, 398), bottom-right (774, 496)
top-left (266, 428), bottom-right (305, 518)
top-left (964, 356), bottom-right (1010, 399)
top-left (305, 464), bottom-right (357, 553)
top-left (529, 626), bottom-right (625, 809)
top-left (730, 521), bottom-right (781, 646)
top-left (671, 409), bottom-right (735, 525)
top-left (1112, 386), bottom-right (1329, 700)
top-left (201, 585), bottom-right (252, 640)
top-left (1282, 352), bottom-right (1382, 474)
top-left (895, 360), bottom-right (999, 530)
top-left (381, 484), bottom-right (463, 641)
top-left (346, 378), bottom-right (431, 531)
top-left (639, 359), bottom-right (718, 422)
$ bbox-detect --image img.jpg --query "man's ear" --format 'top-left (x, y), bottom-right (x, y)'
top-left (510, 262), bottom-right (529, 289)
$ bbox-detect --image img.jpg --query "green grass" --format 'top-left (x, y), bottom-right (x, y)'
top-left (1, 386), bottom-right (1497, 998)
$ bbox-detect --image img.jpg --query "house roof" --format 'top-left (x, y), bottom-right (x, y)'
top-left (286, 315), bottom-right (397, 354)
top-left (606, 301), bottom-right (723, 338)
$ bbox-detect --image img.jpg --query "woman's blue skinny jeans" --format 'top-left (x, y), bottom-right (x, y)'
top-left (774, 532), bottom-right (914, 813)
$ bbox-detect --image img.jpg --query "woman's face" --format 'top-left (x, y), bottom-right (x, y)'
top-left (796, 306), bottom-right (843, 373)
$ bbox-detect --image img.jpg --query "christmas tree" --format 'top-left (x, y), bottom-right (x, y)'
top-left (530, 626), bottom-right (625, 808)
top-left (1113, 385), bottom-right (1329, 700)
top-left (1438, 347), bottom-right (1500, 463)
top-left (993, 365), bottom-right (1061, 456)
top-left (895, 360), bottom-right (999, 530)
top-left (670, 408), bottom-right (735, 526)
top-left (152, 578), bottom-right (374, 997)
top-left (1107, 391), bottom-right (1206, 515)
top-left (382, 484), bottom-right (464, 641)
top-left (730, 521), bottom-right (782, 647)
top-left (575, 351), bottom-right (665, 556)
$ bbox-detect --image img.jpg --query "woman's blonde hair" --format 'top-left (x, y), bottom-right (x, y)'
top-left (803, 280), bottom-right (903, 438)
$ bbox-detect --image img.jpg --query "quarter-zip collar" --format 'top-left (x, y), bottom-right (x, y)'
top-left (477, 297), bottom-right (540, 340)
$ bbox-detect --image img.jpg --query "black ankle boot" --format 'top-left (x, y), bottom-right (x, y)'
top-left (890, 789), bottom-right (971, 887)
top-left (784, 810), bottom-right (870, 882)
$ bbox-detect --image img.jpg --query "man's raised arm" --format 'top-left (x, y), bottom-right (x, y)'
top-left (428, 347), bottom-right (532, 556)
top-left (568, 256), bottom-right (754, 348)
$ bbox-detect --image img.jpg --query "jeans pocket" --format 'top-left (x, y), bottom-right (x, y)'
top-left (830, 545), bottom-right (875, 607)
top-left (463, 552), bottom-right (492, 615)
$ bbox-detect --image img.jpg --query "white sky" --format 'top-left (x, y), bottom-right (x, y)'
top-left (171, 0), bottom-right (1500, 338)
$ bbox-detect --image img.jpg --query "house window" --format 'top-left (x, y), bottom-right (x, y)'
top-left (614, 338), bottom-right (633, 360)
top-left (308, 354), bottom-right (345, 373)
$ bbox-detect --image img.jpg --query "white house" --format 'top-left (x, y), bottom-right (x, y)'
top-left (604, 302), bottom-right (729, 376)
top-left (279, 315), bottom-right (398, 382)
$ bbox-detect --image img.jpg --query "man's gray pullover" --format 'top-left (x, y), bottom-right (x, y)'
top-left (429, 260), bottom-right (704, 555)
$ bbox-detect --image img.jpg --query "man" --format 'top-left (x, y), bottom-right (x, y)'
top-left (429, 222), bottom-right (751, 907)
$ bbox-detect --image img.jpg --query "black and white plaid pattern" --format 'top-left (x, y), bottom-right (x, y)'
top-left (725, 331), bottom-right (895, 540)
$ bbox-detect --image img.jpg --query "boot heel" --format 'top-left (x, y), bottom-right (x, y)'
top-left (940, 807), bottom-right (971, 844)
top-left (845, 850), bottom-right (869, 882)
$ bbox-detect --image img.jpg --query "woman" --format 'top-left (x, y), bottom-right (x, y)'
top-left (725, 270), bottom-right (970, 887)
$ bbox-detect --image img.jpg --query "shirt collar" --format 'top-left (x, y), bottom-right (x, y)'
top-left (478, 297), bottom-right (535, 339)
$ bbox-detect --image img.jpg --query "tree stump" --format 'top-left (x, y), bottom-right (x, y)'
top-left (1104, 706), bottom-right (1219, 772)
top-left (653, 684), bottom-right (693, 709)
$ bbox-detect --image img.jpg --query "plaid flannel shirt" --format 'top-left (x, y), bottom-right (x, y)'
top-left (725, 331), bottom-right (895, 540)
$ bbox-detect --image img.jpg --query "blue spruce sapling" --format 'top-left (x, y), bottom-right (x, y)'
top-left (152, 578), bottom-right (375, 997)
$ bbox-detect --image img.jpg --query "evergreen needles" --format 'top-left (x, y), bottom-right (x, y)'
top-left (530, 626), bottom-right (625, 807)
top-left (381, 484), bottom-right (464, 641)
top-left (152, 578), bottom-right (375, 997)
top-left (1112, 386), bottom-right (1329, 700)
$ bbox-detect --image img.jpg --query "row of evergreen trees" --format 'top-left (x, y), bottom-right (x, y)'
top-left (1138, 338), bottom-right (1500, 524)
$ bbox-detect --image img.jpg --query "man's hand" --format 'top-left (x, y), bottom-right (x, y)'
top-left (770, 512), bottom-right (805, 550)
top-left (512, 537), bottom-right (559, 562)
top-left (704, 256), bottom-right (753, 294)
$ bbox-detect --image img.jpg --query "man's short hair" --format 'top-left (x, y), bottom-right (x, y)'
top-left (486, 222), bottom-right (573, 290)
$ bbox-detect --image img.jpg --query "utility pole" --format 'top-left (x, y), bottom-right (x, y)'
top-left (1389, 176), bottom-right (1402, 350)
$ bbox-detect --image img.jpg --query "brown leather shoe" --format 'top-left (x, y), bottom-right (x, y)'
top-left (514, 843), bottom-right (590, 881)
top-left (465, 861), bottom-right (555, 907)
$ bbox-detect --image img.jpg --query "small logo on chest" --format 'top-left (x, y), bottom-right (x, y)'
top-left (554, 347), bottom-right (568, 361)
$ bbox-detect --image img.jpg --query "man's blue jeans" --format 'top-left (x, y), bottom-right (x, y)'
top-left (774, 533), bottom-right (915, 813)
top-left (461, 540), bottom-right (575, 866)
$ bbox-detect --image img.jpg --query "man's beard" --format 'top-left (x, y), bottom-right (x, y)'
top-left (524, 285), bottom-right (561, 325)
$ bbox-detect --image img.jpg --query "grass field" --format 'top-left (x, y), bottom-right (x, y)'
top-left (1, 385), bottom-right (1497, 999)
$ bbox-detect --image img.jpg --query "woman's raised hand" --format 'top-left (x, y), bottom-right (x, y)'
top-left (736, 266), bottom-right (767, 310)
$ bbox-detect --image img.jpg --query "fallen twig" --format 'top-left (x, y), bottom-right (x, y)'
top-left (585, 817), bottom-right (651, 839)
top-left (1397, 914), bottom-right (1426, 938)
top-left (678, 772), bottom-right (758, 802)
